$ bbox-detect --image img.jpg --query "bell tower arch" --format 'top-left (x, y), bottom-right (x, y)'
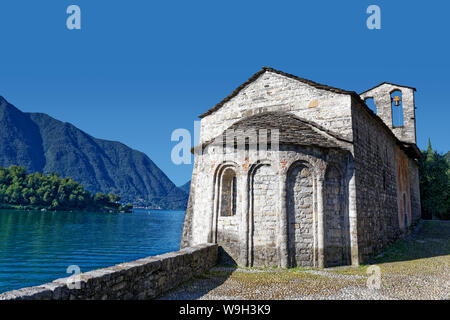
top-left (360, 82), bottom-right (417, 144)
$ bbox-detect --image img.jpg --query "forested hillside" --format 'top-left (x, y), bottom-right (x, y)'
top-left (0, 96), bottom-right (187, 209)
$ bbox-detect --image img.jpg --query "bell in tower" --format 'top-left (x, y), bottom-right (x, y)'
top-left (359, 82), bottom-right (417, 144)
top-left (392, 95), bottom-right (401, 106)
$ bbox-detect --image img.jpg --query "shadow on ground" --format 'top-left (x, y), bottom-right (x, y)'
top-left (158, 248), bottom-right (237, 300)
top-left (160, 220), bottom-right (449, 300)
top-left (369, 220), bottom-right (450, 264)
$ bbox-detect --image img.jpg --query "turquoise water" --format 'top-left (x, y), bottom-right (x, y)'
top-left (0, 209), bottom-right (185, 293)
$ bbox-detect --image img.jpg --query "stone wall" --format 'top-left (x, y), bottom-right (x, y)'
top-left (200, 71), bottom-right (354, 144)
top-left (0, 244), bottom-right (218, 300)
top-left (184, 69), bottom-right (356, 263)
top-left (251, 164), bottom-right (279, 267)
top-left (324, 164), bottom-right (351, 266)
top-left (396, 147), bottom-right (413, 230)
top-left (184, 136), bottom-right (354, 268)
top-left (351, 99), bottom-right (421, 262)
top-left (286, 162), bottom-right (314, 267)
top-left (180, 171), bottom-right (195, 248)
top-left (352, 100), bottom-right (400, 262)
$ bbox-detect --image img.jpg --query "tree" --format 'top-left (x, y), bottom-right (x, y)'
top-left (419, 139), bottom-right (449, 220)
top-left (0, 165), bottom-right (131, 212)
top-left (121, 203), bottom-right (133, 212)
top-left (108, 193), bottom-right (120, 203)
top-left (93, 193), bottom-right (109, 205)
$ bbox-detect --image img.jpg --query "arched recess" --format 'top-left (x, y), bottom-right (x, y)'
top-left (212, 163), bottom-right (240, 265)
top-left (364, 97), bottom-right (377, 114)
top-left (324, 164), bottom-right (351, 267)
top-left (391, 90), bottom-right (404, 127)
top-left (286, 161), bottom-right (314, 267)
top-left (249, 162), bottom-right (279, 267)
top-left (220, 168), bottom-right (237, 217)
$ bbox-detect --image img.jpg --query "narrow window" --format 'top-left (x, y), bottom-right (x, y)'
top-left (365, 97), bottom-right (377, 114)
top-left (391, 90), bottom-right (404, 127)
top-left (220, 168), bottom-right (237, 217)
top-left (245, 137), bottom-right (250, 158)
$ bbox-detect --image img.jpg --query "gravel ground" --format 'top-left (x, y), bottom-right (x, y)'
top-left (160, 220), bottom-right (449, 300)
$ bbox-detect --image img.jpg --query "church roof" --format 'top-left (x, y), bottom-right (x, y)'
top-left (197, 67), bottom-right (422, 159)
top-left (199, 67), bottom-right (361, 119)
top-left (359, 82), bottom-right (417, 95)
top-left (198, 111), bottom-right (350, 151)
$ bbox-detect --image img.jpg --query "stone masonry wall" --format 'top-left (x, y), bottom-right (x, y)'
top-left (286, 162), bottom-right (314, 267)
top-left (184, 136), bottom-right (353, 268)
top-left (184, 69), bottom-right (356, 261)
top-left (200, 71), bottom-right (354, 144)
top-left (180, 173), bottom-right (195, 248)
top-left (395, 146), bottom-right (413, 230)
top-left (352, 100), bottom-right (400, 262)
top-left (251, 164), bottom-right (279, 267)
top-left (324, 164), bottom-right (350, 266)
top-left (351, 99), bottom-right (420, 262)
top-left (0, 244), bottom-right (217, 300)
top-left (217, 213), bottom-right (240, 265)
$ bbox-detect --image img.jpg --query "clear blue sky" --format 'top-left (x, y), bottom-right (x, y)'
top-left (0, 0), bottom-right (448, 186)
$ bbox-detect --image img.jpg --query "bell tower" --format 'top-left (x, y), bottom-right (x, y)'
top-left (360, 82), bottom-right (417, 144)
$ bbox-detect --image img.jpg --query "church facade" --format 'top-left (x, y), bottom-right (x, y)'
top-left (181, 67), bottom-right (422, 268)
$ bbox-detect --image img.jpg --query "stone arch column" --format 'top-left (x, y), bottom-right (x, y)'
top-left (345, 155), bottom-right (359, 266)
top-left (316, 175), bottom-right (325, 268)
top-left (279, 172), bottom-right (288, 268)
top-left (239, 167), bottom-right (250, 267)
top-left (211, 162), bottom-right (240, 264)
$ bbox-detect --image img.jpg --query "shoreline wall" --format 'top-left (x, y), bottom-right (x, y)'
top-left (0, 244), bottom-right (217, 300)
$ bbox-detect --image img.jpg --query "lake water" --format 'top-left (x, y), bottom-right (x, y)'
top-left (0, 209), bottom-right (185, 293)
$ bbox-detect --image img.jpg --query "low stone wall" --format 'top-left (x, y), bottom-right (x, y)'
top-left (0, 244), bottom-right (218, 300)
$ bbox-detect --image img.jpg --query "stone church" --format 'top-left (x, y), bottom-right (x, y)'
top-left (181, 67), bottom-right (422, 268)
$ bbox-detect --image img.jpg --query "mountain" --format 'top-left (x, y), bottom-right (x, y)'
top-left (178, 181), bottom-right (191, 194)
top-left (0, 96), bottom-right (188, 210)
